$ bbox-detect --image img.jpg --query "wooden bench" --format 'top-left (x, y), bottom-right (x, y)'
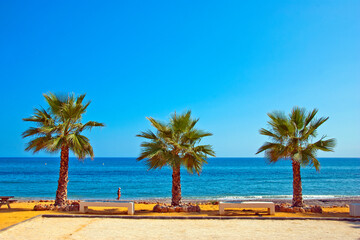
top-left (79, 201), bottom-right (135, 215)
top-left (219, 201), bottom-right (275, 215)
top-left (0, 196), bottom-right (17, 209)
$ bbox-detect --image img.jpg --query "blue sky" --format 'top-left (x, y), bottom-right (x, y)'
top-left (0, 1), bottom-right (359, 157)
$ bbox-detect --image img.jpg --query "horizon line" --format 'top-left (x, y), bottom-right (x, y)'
top-left (0, 156), bottom-right (359, 159)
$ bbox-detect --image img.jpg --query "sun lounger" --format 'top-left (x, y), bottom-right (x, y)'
top-left (79, 201), bottom-right (135, 215)
top-left (219, 201), bottom-right (275, 215)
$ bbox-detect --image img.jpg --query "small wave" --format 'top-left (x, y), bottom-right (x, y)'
top-left (302, 195), bottom-right (346, 199)
top-left (206, 195), bottom-right (351, 201)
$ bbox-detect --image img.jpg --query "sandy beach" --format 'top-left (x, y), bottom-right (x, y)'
top-left (1, 217), bottom-right (359, 240)
top-left (0, 197), bottom-right (359, 238)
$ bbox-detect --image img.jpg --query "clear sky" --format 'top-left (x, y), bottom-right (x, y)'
top-left (0, 1), bottom-right (359, 158)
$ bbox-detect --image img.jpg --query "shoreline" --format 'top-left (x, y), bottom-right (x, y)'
top-left (139, 196), bottom-right (360, 207)
top-left (17, 196), bottom-right (360, 207)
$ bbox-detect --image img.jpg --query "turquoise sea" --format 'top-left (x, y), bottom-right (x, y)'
top-left (0, 157), bottom-right (359, 200)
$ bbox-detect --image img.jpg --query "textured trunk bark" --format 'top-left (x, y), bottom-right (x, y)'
top-left (171, 166), bottom-right (182, 206)
top-left (292, 160), bottom-right (303, 207)
top-left (54, 146), bottom-right (69, 206)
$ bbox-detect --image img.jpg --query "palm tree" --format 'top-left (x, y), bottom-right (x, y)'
top-left (22, 93), bottom-right (104, 206)
top-left (137, 111), bottom-right (215, 206)
top-left (256, 107), bottom-right (336, 207)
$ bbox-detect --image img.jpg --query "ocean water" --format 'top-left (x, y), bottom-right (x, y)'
top-left (0, 157), bottom-right (359, 200)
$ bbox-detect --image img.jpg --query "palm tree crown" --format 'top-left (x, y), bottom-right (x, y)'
top-left (137, 110), bottom-right (215, 174)
top-left (22, 93), bottom-right (104, 159)
top-left (256, 107), bottom-right (335, 170)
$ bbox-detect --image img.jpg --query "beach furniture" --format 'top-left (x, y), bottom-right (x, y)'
top-left (79, 201), bottom-right (135, 215)
top-left (349, 203), bottom-right (360, 217)
top-left (219, 201), bottom-right (275, 215)
top-left (0, 196), bottom-right (17, 209)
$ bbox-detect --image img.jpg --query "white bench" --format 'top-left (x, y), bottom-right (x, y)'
top-left (349, 203), bottom-right (360, 217)
top-left (219, 201), bottom-right (275, 215)
top-left (79, 201), bottom-right (135, 215)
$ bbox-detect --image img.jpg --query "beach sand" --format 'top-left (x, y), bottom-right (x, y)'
top-left (1, 217), bottom-right (359, 240)
top-left (0, 200), bottom-right (355, 230)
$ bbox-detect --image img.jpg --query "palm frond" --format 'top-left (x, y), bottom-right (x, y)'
top-left (68, 133), bottom-right (94, 159)
top-left (290, 107), bottom-right (306, 130)
top-left (171, 110), bottom-right (192, 133)
top-left (77, 121), bottom-right (105, 132)
top-left (188, 118), bottom-right (200, 131)
top-left (300, 147), bottom-right (320, 171)
top-left (25, 136), bottom-right (54, 153)
top-left (22, 127), bottom-right (45, 138)
top-left (23, 108), bottom-right (54, 126)
top-left (311, 137), bottom-right (336, 152)
top-left (304, 109), bottom-right (318, 128)
top-left (302, 117), bottom-right (329, 140)
top-left (46, 136), bottom-right (64, 152)
top-left (182, 153), bottom-right (206, 175)
top-left (136, 130), bottom-right (158, 140)
top-left (256, 142), bottom-right (283, 155)
top-left (183, 129), bottom-right (212, 143)
top-left (259, 128), bottom-right (282, 142)
top-left (193, 144), bottom-right (216, 157)
top-left (146, 117), bottom-right (169, 132)
top-left (43, 93), bottom-right (63, 116)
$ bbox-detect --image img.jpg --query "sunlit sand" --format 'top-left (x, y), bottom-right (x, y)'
top-left (1, 217), bottom-right (359, 240)
top-left (0, 201), bottom-right (354, 231)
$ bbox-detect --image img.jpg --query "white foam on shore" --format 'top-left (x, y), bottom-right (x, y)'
top-left (188, 195), bottom-right (352, 201)
top-left (216, 195), bottom-right (349, 201)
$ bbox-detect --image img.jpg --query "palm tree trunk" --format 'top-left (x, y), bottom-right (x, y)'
top-left (171, 166), bottom-right (182, 206)
top-left (54, 145), bottom-right (69, 206)
top-left (292, 160), bottom-right (303, 207)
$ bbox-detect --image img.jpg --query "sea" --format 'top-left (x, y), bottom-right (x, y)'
top-left (0, 157), bottom-right (359, 201)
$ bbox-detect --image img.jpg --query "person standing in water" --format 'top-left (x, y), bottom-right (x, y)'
top-left (117, 187), bottom-right (121, 200)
